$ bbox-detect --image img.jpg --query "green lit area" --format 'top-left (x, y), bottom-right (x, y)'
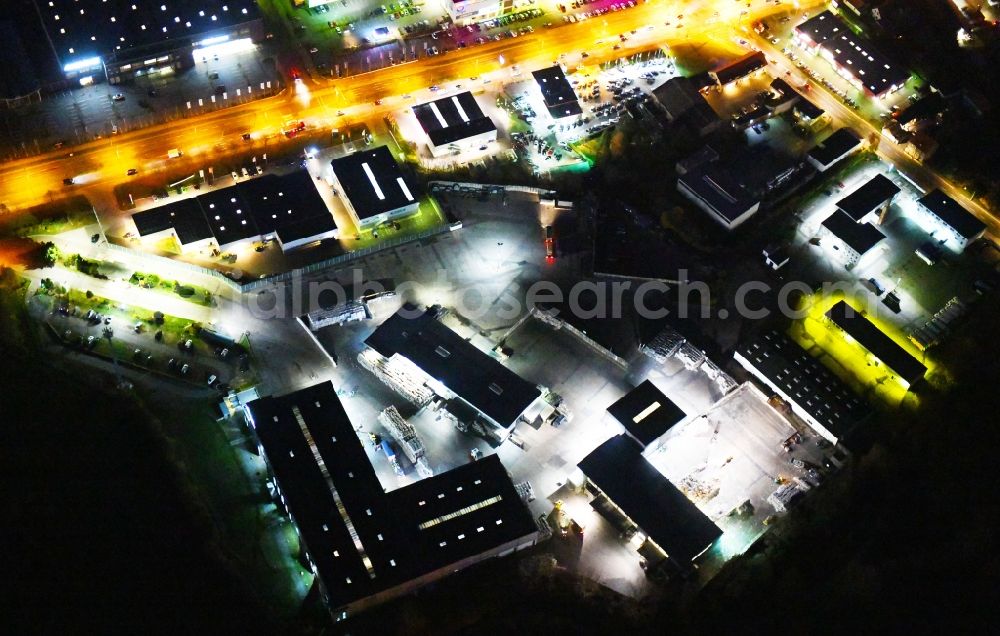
top-left (347, 195), bottom-right (447, 250)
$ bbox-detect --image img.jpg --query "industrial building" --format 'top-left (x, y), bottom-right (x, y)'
top-left (244, 382), bottom-right (539, 619)
top-left (709, 51), bottom-right (767, 87)
top-left (607, 380), bottom-right (688, 453)
top-left (735, 331), bottom-right (870, 445)
top-left (793, 95), bottom-right (829, 132)
top-left (835, 173), bottom-right (900, 224)
top-left (826, 300), bottom-right (927, 387)
top-left (578, 434), bottom-right (722, 565)
top-left (806, 128), bottom-right (863, 172)
top-left (793, 10), bottom-right (908, 99)
top-left (131, 170), bottom-right (338, 253)
top-left (531, 66), bottom-right (582, 120)
top-left (677, 145), bottom-right (801, 230)
top-left (364, 305), bottom-right (542, 429)
top-left (35, 0), bottom-right (263, 84)
top-left (412, 91), bottom-right (497, 157)
top-left (651, 77), bottom-right (722, 137)
top-left (330, 146), bottom-right (420, 230)
top-left (915, 189), bottom-right (986, 251)
top-left (766, 78), bottom-right (801, 115)
top-left (820, 210), bottom-right (886, 267)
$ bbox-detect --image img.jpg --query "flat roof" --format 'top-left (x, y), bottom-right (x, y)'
top-left (795, 11), bottom-right (908, 96)
top-left (806, 128), bottom-right (861, 167)
top-left (531, 66), bottom-right (583, 119)
top-left (835, 174), bottom-right (900, 221)
top-left (39, 0), bottom-right (260, 66)
top-left (331, 146), bottom-right (417, 220)
top-left (245, 382), bottom-right (536, 611)
top-left (821, 210), bottom-right (886, 256)
top-left (712, 50), bottom-right (767, 85)
top-left (412, 91), bottom-right (497, 147)
top-left (607, 380), bottom-right (686, 447)
top-left (365, 305), bottom-right (541, 428)
top-left (199, 187), bottom-right (259, 247)
top-left (238, 171), bottom-right (337, 244)
top-left (652, 77), bottom-right (719, 128)
top-left (132, 197), bottom-right (213, 245)
top-left (131, 169), bottom-right (335, 247)
top-left (826, 300), bottom-right (927, 384)
top-left (0, 20), bottom-right (39, 99)
top-left (736, 331), bottom-right (869, 441)
top-left (917, 189), bottom-right (985, 240)
top-left (678, 161), bottom-right (757, 224)
top-left (578, 435), bottom-right (721, 562)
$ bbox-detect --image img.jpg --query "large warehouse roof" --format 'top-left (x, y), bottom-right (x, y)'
top-left (38, 0), bottom-right (260, 66)
top-left (712, 50), bottom-right (767, 85)
top-left (826, 301), bottom-right (927, 385)
top-left (607, 380), bottom-right (687, 448)
top-left (245, 382), bottom-right (536, 612)
top-left (365, 305), bottom-right (541, 427)
top-left (131, 170), bottom-right (336, 248)
top-left (532, 66), bottom-right (583, 119)
top-left (795, 11), bottom-right (908, 96)
top-left (331, 146), bottom-right (417, 221)
top-left (836, 174), bottom-right (899, 221)
top-left (735, 331), bottom-right (869, 444)
top-left (578, 435), bottom-right (721, 563)
top-left (917, 189), bottom-right (986, 240)
top-left (412, 91), bottom-right (496, 147)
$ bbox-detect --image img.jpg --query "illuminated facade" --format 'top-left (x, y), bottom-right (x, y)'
top-left (440, 0), bottom-right (535, 25)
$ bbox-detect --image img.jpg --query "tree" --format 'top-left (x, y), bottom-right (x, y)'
top-left (153, 311), bottom-right (164, 325)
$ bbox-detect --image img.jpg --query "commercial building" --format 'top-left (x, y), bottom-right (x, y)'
top-left (835, 173), bottom-right (900, 224)
top-left (766, 78), bottom-right (801, 115)
top-left (820, 210), bottom-right (886, 267)
top-left (709, 51), bottom-right (767, 87)
top-left (244, 382), bottom-right (539, 619)
top-left (651, 77), bottom-right (721, 137)
top-left (531, 66), bottom-right (582, 120)
top-left (578, 434), bottom-right (721, 565)
top-left (735, 331), bottom-right (870, 445)
top-left (131, 170), bottom-right (337, 253)
top-left (607, 380), bottom-right (688, 453)
top-left (34, 0), bottom-right (263, 84)
top-left (330, 146), bottom-right (420, 230)
top-left (826, 300), bottom-right (927, 387)
top-left (915, 189), bottom-right (986, 251)
top-left (412, 91), bottom-right (497, 157)
top-left (793, 10), bottom-right (908, 99)
top-left (806, 128), bottom-right (863, 172)
top-left (365, 305), bottom-right (542, 429)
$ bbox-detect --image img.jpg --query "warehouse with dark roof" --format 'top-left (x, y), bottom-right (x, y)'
top-left (820, 210), bottom-right (886, 267)
top-left (607, 380), bottom-right (687, 450)
top-left (793, 10), bottom-right (908, 98)
top-left (244, 382), bottom-right (539, 619)
top-left (806, 128), bottom-right (862, 172)
top-left (578, 434), bottom-right (721, 564)
top-left (531, 66), bottom-right (582, 120)
top-left (710, 51), bottom-right (767, 86)
top-left (826, 300), bottom-right (927, 387)
top-left (835, 173), bottom-right (900, 224)
top-left (365, 305), bottom-right (542, 429)
top-left (330, 146), bottom-right (420, 230)
top-left (916, 189), bottom-right (986, 252)
top-left (131, 170), bottom-right (337, 253)
top-left (412, 91), bottom-right (497, 157)
top-left (735, 331), bottom-right (870, 445)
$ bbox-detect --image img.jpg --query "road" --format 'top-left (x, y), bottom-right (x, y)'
top-left (0, 0), bottom-right (818, 213)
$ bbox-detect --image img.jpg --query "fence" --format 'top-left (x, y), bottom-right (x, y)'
top-left (428, 180), bottom-right (557, 197)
